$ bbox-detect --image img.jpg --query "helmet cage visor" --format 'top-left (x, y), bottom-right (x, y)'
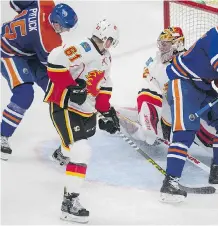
top-left (157, 40), bottom-right (172, 53)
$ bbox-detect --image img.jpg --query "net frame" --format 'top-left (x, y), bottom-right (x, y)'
top-left (164, 0), bottom-right (218, 48)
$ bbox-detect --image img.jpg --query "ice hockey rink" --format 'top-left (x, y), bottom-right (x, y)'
top-left (1, 1), bottom-right (218, 225)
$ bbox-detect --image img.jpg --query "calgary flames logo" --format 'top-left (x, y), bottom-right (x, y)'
top-left (86, 70), bottom-right (104, 96)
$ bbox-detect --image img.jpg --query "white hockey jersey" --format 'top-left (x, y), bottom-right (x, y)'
top-left (45, 38), bottom-right (113, 116)
top-left (138, 52), bottom-right (171, 124)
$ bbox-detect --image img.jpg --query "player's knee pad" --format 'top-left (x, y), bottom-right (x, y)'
top-left (69, 139), bottom-right (92, 165)
top-left (11, 83), bottom-right (34, 110)
top-left (172, 130), bottom-right (196, 148)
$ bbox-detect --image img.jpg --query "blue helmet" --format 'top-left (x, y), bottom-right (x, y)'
top-left (50, 3), bottom-right (78, 29)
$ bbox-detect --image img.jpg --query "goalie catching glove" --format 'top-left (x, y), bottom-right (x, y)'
top-left (68, 78), bottom-right (87, 105)
top-left (99, 107), bottom-right (120, 134)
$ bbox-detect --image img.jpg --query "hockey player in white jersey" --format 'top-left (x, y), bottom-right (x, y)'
top-left (120, 26), bottom-right (215, 150)
top-left (44, 19), bottom-right (120, 223)
top-left (136, 27), bottom-right (186, 144)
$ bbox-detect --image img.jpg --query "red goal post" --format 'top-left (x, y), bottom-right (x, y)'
top-left (164, 0), bottom-right (218, 49)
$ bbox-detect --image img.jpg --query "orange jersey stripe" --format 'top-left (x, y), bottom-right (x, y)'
top-left (173, 80), bottom-right (183, 131)
top-left (3, 58), bottom-right (21, 88)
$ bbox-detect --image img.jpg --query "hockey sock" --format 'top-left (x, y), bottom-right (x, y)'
top-left (212, 137), bottom-right (218, 164)
top-left (65, 139), bottom-right (91, 193)
top-left (1, 102), bottom-right (26, 137)
top-left (166, 131), bottom-right (195, 177)
top-left (1, 84), bottom-right (34, 137)
top-left (166, 142), bottom-right (188, 178)
top-left (65, 162), bottom-right (87, 193)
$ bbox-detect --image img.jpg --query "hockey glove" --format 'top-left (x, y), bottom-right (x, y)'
top-left (99, 107), bottom-right (120, 134)
top-left (68, 78), bottom-right (87, 105)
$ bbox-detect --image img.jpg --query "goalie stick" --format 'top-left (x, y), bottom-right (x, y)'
top-left (116, 112), bottom-right (216, 194)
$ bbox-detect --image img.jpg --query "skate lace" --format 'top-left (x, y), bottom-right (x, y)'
top-left (56, 149), bottom-right (68, 161)
top-left (1, 136), bottom-right (10, 148)
top-left (72, 197), bottom-right (84, 211)
top-left (169, 177), bottom-right (180, 189)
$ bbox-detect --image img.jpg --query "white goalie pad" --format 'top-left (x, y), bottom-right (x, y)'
top-left (138, 102), bottom-right (163, 145)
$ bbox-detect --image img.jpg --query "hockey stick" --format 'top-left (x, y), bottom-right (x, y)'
top-left (117, 111), bottom-right (211, 173)
top-left (118, 131), bottom-right (216, 194)
top-left (189, 97), bottom-right (218, 121)
top-left (116, 111), bottom-right (216, 194)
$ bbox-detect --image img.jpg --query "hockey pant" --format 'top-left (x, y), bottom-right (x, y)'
top-left (1, 56), bottom-right (48, 137)
top-left (166, 79), bottom-right (218, 177)
top-left (49, 103), bottom-right (96, 193)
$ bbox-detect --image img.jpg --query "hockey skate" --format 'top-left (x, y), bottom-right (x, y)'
top-left (209, 161), bottom-right (218, 185)
top-left (160, 175), bottom-right (187, 203)
top-left (1, 136), bottom-right (12, 161)
top-left (60, 191), bottom-right (89, 223)
top-left (52, 146), bottom-right (70, 166)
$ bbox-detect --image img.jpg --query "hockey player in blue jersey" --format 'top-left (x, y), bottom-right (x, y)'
top-left (1, 0), bottom-right (78, 160)
top-left (160, 27), bottom-right (218, 203)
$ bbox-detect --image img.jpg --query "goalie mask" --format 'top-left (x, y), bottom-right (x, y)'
top-left (157, 27), bottom-right (185, 63)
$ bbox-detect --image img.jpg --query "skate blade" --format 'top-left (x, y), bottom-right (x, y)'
top-left (210, 184), bottom-right (218, 192)
top-left (159, 193), bottom-right (186, 203)
top-left (1, 153), bottom-right (10, 161)
top-left (60, 211), bottom-right (89, 223)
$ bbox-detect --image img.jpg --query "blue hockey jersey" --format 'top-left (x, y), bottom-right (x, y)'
top-left (167, 27), bottom-right (218, 91)
top-left (1, 0), bottom-right (62, 65)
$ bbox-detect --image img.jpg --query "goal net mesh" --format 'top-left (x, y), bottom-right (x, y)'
top-left (167, 1), bottom-right (218, 49)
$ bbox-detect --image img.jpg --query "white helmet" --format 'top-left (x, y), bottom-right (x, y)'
top-left (92, 19), bottom-right (119, 48)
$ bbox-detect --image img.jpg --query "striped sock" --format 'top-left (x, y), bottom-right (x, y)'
top-left (1, 102), bottom-right (25, 137)
top-left (65, 162), bottom-right (87, 194)
top-left (166, 142), bottom-right (188, 177)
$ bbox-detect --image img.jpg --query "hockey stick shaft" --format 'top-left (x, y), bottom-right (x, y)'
top-left (118, 131), bottom-right (216, 194)
top-left (189, 97), bottom-right (218, 121)
top-left (117, 111), bottom-right (211, 173)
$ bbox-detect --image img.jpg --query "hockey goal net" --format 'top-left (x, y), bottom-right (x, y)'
top-left (164, 0), bottom-right (218, 49)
